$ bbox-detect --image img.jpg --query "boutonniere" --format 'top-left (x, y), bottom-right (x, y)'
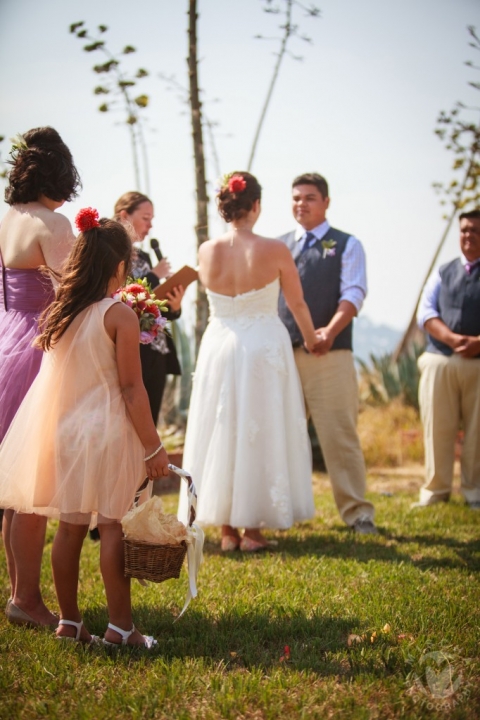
top-left (321, 239), bottom-right (337, 258)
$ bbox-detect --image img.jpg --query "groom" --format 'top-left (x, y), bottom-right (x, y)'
top-left (278, 172), bottom-right (377, 533)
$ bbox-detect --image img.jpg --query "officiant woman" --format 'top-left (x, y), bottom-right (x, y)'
top-left (114, 191), bottom-right (184, 426)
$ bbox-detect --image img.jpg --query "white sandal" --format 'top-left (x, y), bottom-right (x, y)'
top-left (103, 622), bottom-right (157, 649)
top-left (56, 618), bottom-right (99, 644)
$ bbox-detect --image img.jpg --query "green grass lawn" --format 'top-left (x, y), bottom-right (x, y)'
top-left (1, 471), bottom-right (479, 719)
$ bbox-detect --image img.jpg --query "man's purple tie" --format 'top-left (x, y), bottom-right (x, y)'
top-left (300, 231), bottom-right (316, 255)
top-left (465, 259), bottom-right (480, 275)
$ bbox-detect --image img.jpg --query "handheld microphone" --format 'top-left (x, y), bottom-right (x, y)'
top-left (150, 238), bottom-right (163, 261)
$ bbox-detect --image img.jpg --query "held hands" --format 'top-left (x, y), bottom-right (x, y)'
top-left (145, 445), bottom-right (170, 481)
top-left (165, 284), bottom-right (185, 312)
top-left (152, 258), bottom-right (172, 280)
top-left (309, 327), bottom-right (334, 356)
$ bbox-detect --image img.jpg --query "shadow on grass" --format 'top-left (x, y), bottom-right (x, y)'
top-left (204, 530), bottom-right (480, 572)
top-left (81, 605), bottom-right (358, 675)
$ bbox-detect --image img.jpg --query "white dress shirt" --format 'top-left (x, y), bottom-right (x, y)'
top-left (294, 220), bottom-right (367, 313)
top-left (417, 254), bottom-right (470, 329)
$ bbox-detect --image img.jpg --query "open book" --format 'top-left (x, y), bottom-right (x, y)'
top-left (153, 265), bottom-right (198, 300)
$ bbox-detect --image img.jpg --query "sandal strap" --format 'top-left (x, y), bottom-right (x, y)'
top-left (107, 623), bottom-right (135, 644)
top-left (58, 618), bottom-right (83, 640)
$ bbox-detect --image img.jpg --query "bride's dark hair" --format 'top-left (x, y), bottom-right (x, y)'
top-left (217, 172), bottom-right (262, 223)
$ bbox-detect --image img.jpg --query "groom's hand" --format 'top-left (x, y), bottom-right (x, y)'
top-left (312, 328), bottom-right (333, 355)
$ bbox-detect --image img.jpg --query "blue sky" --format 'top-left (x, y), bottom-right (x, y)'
top-left (1, 0), bottom-right (479, 333)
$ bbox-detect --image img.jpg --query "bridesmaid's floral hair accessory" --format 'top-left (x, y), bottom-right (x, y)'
top-left (9, 133), bottom-right (28, 158)
top-left (75, 207), bottom-right (100, 232)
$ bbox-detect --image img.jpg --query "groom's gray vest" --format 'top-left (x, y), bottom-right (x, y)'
top-left (278, 226), bottom-right (353, 351)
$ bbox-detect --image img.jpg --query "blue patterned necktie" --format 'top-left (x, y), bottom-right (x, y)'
top-left (300, 231), bottom-right (316, 255)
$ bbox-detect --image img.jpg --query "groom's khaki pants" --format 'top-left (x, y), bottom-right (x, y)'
top-left (294, 348), bottom-right (373, 525)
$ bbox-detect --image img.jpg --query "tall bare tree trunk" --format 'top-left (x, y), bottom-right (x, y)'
top-left (188, 0), bottom-right (209, 355)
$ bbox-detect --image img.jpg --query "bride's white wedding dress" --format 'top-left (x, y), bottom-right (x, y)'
top-left (178, 278), bottom-right (314, 529)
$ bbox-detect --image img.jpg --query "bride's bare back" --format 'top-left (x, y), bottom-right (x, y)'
top-left (198, 229), bottom-right (287, 297)
top-left (199, 227), bottom-right (318, 351)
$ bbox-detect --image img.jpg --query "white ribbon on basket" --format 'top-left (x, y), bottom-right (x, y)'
top-left (168, 464), bottom-right (204, 619)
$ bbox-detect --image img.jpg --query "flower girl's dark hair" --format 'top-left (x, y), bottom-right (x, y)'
top-left (36, 217), bottom-right (132, 351)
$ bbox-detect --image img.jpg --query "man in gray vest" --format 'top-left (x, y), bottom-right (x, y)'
top-left (415, 209), bottom-right (480, 508)
top-left (278, 172), bottom-right (377, 533)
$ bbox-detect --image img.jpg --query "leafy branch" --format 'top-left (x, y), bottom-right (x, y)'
top-left (69, 21), bottom-right (151, 192)
top-left (432, 25), bottom-right (480, 214)
top-left (248, 0), bottom-right (321, 170)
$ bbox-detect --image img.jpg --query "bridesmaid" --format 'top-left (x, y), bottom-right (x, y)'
top-left (0, 127), bottom-right (79, 627)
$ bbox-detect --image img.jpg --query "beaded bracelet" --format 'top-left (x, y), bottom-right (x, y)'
top-left (144, 442), bottom-right (163, 462)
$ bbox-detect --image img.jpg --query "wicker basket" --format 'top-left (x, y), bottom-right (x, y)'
top-left (123, 464), bottom-right (196, 584)
top-left (124, 537), bottom-right (187, 583)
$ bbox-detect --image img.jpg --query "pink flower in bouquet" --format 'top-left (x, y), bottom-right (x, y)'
top-left (112, 278), bottom-right (168, 344)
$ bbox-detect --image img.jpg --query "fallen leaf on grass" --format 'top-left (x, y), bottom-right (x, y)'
top-left (347, 634), bottom-right (363, 646)
top-left (279, 645), bottom-right (291, 662)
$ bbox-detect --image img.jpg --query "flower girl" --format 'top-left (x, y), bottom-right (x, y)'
top-left (0, 209), bottom-right (169, 646)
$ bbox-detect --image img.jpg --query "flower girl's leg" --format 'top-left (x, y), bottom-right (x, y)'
top-left (52, 521), bottom-right (93, 640)
top-left (98, 522), bottom-right (148, 646)
top-left (2, 509), bottom-right (16, 598)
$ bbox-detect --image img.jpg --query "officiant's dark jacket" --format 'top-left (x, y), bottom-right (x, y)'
top-left (137, 248), bottom-right (181, 376)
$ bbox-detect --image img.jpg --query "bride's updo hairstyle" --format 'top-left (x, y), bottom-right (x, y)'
top-left (217, 171), bottom-right (262, 223)
top-left (5, 126), bottom-right (81, 205)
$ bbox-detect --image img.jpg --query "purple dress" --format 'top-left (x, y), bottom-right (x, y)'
top-left (0, 253), bottom-right (54, 442)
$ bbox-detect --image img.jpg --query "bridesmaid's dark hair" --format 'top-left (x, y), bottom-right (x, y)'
top-left (217, 172), bottom-right (262, 223)
top-left (5, 126), bottom-right (81, 205)
top-left (36, 218), bottom-right (132, 350)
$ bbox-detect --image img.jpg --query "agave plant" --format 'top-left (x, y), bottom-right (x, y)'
top-left (358, 343), bottom-right (424, 411)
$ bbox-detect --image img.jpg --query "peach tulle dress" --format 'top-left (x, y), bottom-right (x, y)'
top-left (0, 298), bottom-right (146, 526)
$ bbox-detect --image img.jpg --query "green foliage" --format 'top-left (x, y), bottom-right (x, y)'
top-left (433, 26), bottom-right (480, 215)
top-left (69, 20), bottom-right (151, 191)
top-left (1, 483), bottom-right (480, 718)
top-left (358, 345), bottom-right (424, 411)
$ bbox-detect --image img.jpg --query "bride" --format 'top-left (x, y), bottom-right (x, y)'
top-left (178, 172), bottom-right (318, 551)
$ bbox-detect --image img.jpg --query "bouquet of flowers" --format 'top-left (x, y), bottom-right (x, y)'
top-left (112, 277), bottom-right (168, 344)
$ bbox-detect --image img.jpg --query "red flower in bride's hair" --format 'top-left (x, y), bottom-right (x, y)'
top-left (75, 207), bottom-right (100, 232)
top-left (228, 175), bottom-right (247, 193)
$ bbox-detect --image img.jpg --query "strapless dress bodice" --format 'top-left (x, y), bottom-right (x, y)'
top-left (0, 263), bottom-right (54, 313)
top-left (207, 278), bottom-right (280, 321)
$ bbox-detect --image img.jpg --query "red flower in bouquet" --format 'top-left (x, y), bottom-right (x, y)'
top-left (75, 207), bottom-right (100, 232)
top-left (228, 175), bottom-right (247, 193)
top-left (112, 278), bottom-right (168, 344)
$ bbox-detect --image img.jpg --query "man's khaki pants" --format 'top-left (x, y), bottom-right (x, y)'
top-left (418, 352), bottom-right (480, 505)
top-left (294, 348), bottom-right (374, 525)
